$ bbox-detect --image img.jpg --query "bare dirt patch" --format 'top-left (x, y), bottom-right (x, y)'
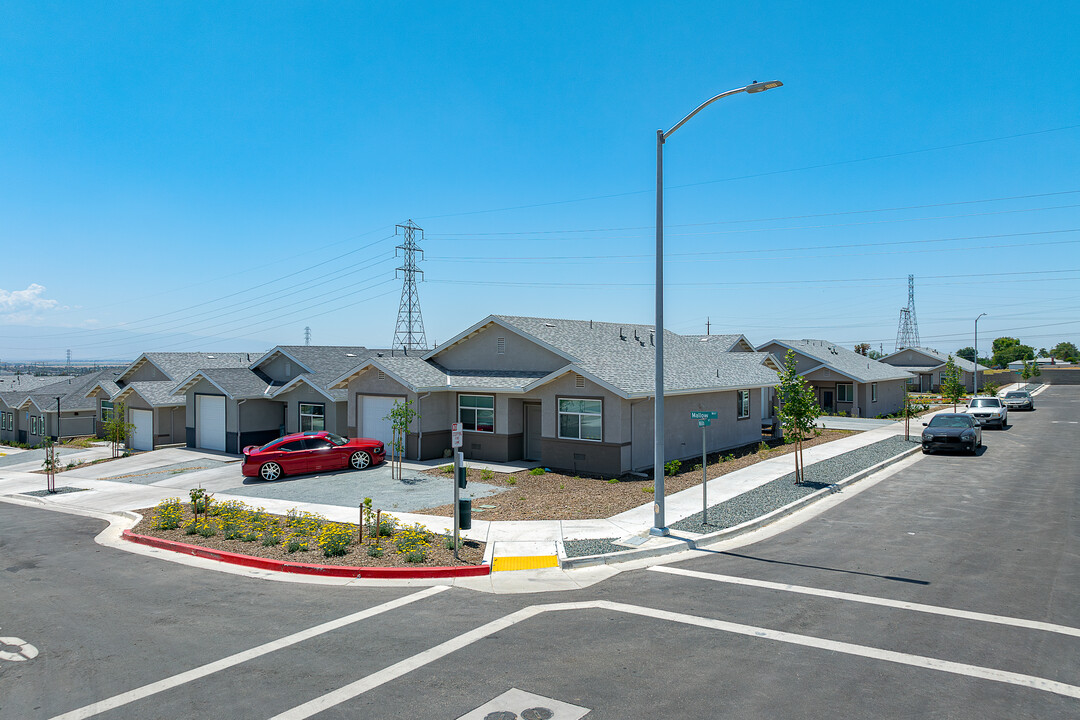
top-left (419, 430), bottom-right (857, 522)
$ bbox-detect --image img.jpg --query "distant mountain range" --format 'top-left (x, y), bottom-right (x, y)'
top-left (0, 324), bottom-right (273, 363)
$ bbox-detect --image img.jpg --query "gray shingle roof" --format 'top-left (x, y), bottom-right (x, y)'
top-left (764, 340), bottom-right (913, 383)
top-left (117, 381), bottom-right (186, 407)
top-left (130, 352), bottom-right (255, 382)
top-left (882, 347), bottom-right (987, 374)
top-left (445, 369), bottom-right (552, 390)
top-left (683, 334), bottom-right (751, 352)
top-left (17, 370), bottom-right (121, 412)
top-left (366, 356), bottom-right (449, 389)
top-left (173, 367), bottom-right (273, 399)
top-left (259, 346), bottom-right (396, 402)
top-left (0, 374), bottom-right (75, 393)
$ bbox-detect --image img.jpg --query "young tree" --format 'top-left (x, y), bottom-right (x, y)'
top-left (776, 349), bottom-right (821, 485)
top-left (102, 401), bottom-right (136, 458)
top-left (1031, 360), bottom-right (1042, 383)
top-left (1019, 359), bottom-right (1033, 386)
top-left (940, 355), bottom-right (966, 410)
top-left (384, 399), bottom-right (419, 480)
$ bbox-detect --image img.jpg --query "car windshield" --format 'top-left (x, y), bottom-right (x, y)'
top-left (969, 398), bottom-right (1001, 408)
top-left (929, 415), bottom-right (972, 428)
top-left (1004, 392), bottom-right (1028, 398)
top-left (325, 432), bottom-right (348, 446)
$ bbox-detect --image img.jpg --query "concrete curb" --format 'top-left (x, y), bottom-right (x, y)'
top-left (561, 444), bottom-right (922, 569)
top-left (121, 530), bottom-right (491, 579)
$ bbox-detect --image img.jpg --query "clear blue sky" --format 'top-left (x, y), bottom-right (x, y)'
top-left (2, 2), bottom-right (1078, 361)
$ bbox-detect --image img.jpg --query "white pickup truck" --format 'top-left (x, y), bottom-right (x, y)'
top-left (961, 396), bottom-right (1008, 428)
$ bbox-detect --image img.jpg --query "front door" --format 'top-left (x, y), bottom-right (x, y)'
top-left (920, 374), bottom-right (930, 392)
top-left (524, 403), bottom-right (542, 461)
top-left (821, 390), bottom-right (834, 413)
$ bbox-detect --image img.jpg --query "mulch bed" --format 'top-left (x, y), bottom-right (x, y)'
top-left (418, 430), bottom-right (857, 522)
top-left (130, 506), bottom-right (485, 568)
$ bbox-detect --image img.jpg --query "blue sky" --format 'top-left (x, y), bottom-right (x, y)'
top-left (2, 2), bottom-right (1078, 361)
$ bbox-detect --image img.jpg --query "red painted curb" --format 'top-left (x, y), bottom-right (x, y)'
top-left (122, 530), bottom-right (490, 579)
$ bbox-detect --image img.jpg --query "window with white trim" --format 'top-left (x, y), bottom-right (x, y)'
top-left (872, 382), bottom-right (878, 402)
top-left (737, 390), bottom-right (751, 419)
top-left (299, 403), bottom-right (325, 432)
top-left (1, 412), bottom-right (10, 430)
top-left (458, 395), bottom-right (494, 433)
top-left (101, 400), bottom-right (114, 422)
top-left (558, 398), bottom-right (602, 441)
top-left (837, 383), bottom-right (853, 402)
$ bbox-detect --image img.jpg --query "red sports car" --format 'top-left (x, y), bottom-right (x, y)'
top-left (242, 431), bottom-right (385, 481)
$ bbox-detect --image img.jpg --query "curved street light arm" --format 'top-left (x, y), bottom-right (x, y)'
top-left (663, 87), bottom-right (749, 140)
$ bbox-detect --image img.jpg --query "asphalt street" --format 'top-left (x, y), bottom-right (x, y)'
top-left (1, 387), bottom-right (1076, 719)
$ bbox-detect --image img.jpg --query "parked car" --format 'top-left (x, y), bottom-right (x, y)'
top-left (961, 396), bottom-right (1008, 428)
top-left (921, 413), bottom-right (982, 455)
top-left (242, 431), bottom-right (385, 481)
top-left (1002, 390), bottom-right (1034, 410)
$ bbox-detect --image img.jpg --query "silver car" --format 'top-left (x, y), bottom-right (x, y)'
top-left (1002, 390), bottom-right (1034, 410)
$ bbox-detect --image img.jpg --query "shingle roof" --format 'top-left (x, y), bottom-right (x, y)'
top-left (445, 369), bottom-right (552, 390)
top-left (257, 346), bottom-right (395, 402)
top-left (124, 352), bottom-right (254, 383)
top-left (683, 334), bottom-right (752, 352)
top-left (763, 339), bottom-right (913, 383)
top-left (172, 367), bottom-right (273, 399)
top-left (0, 374), bottom-right (75, 393)
top-left (116, 381), bottom-right (186, 407)
top-left (17, 370), bottom-right (121, 412)
top-left (882, 347), bottom-right (987, 374)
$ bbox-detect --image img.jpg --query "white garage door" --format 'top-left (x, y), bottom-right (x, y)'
top-left (197, 395), bottom-right (226, 452)
top-left (130, 409), bottom-right (153, 451)
top-left (359, 395), bottom-right (396, 447)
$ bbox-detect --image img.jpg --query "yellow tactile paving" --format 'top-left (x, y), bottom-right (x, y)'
top-left (491, 555), bottom-right (560, 572)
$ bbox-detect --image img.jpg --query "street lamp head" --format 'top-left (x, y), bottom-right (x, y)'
top-left (746, 80), bottom-right (783, 93)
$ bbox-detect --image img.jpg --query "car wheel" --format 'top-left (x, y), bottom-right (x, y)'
top-left (260, 462), bottom-right (282, 481)
top-left (350, 451), bottom-right (371, 470)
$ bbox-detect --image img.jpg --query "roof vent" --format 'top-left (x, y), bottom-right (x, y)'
top-left (378, 371), bottom-right (386, 381)
top-left (207, 355), bottom-right (216, 359)
top-left (543, 323), bottom-right (555, 328)
top-left (346, 353), bottom-right (357, 357)
top-left (497, 337), bottom-right (505, 354)
top-left (575, 374), bottom-right (585, 388)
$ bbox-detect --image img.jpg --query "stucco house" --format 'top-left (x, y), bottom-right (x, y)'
top-left (879, 347), bottom-right (989, 392)
top-left (172, 346), bottom-right (390, 454)
top-left (757, 339), bottom-right (912, 418)
top-left (329, 315), bottom-right (781, 477)
top-left (1, 371), bottom-right (116, 446)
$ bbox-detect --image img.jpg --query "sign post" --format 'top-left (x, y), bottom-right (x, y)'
top-left (451, 423), bottom-right (463, 560)
top-left (690, 412), bottom-right (718, 524)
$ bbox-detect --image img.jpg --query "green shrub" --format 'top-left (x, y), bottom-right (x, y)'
top-left (394, 523), bottom-right (431, 554)
top-left (506, 477), bottom-right (517, 486)
top-left (152, 497), bottom-right (184, 530)
top-left (606, 477), bottom-right (619, 484)
top-left (377, 514), bottom-right (398, 537)
top-left (664, 460), bottom-right (681, 476)
top-left (480, 468), bottom-right (495, 481)
top-left (196, 521), bottom-right (217, 538)
top-left (285, 535), bottom-right (308, 553)
top-left (367, 545), bottom-right (384, 558)
top-left (528, 467), bottom-right (546, 476)
top-left (317, 523), bottom-right (353, 557)
top-left (405, 550), bottom-right (425, 563)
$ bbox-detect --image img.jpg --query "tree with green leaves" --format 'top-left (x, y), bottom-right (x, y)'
top-left (1019, 359), bottom-right (1033, 385)
top-left (1051, 341), bottom-right (1079, 362)
top-left (384, 398), bottom-right (419, 480)
top-left (940, 355), bottom-right (966, 410)
top-left (956, 347), bottom-right (976, 363)
top-left (103, 401), bottom-right (136, 458)
top-left (1031, 360), bottom-right (1042, 383)
top-left (776, 349), bottom-right (821, 485)
top-left (991, 337), bottom-right (1034, 368)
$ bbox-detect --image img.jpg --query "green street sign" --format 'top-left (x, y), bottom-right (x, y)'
top-left (697, 419), bottom-right (710, 427)
top-left (690, 411), bottom-right (718, 420)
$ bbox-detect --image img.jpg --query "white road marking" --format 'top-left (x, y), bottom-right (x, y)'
top-left (650, 566), bottom-right (1080, 638)
top-left (47, 586), bottom-right (449, 720)
top-left (0, 630), bottom-right (39, 662)
top-left (270, 599), bottom-right (1080, 719)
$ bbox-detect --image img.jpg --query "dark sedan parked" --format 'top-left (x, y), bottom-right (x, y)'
top-left (242, 431), bottom-right (385, 481)
top-left (921, 413), bottom-right (982, 455)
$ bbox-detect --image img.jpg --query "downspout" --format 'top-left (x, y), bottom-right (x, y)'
top-left (415, 392), bottom-right (431, 460)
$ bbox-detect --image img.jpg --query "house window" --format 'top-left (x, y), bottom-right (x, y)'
top-left (872, 383), bottom-right (878, 402)
top-left (459, 395), bottom-right (494, 433)
top-left (906, 376), bottom-right (917, 385)
top-left (558, 398), bottom-right (602, 441)
top-left (1, 412), bottom-right (9, 430)
top-left (497, 337), bottom-right (505, 354)
top-left (737, 390), bottom-right (751, 419)
top-left (101, 400), bottom-right (114, 422)
top-left (837, 383), bottom-right (853, 402)
top-left (30, 416), bottom-right (39, 435)
top-left (299, 403), bottom-right (325, 432)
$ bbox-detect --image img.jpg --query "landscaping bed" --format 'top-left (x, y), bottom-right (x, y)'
top-left (418, 430), bottom-right (857, 521)
top-left (131, 499), bottom-right (485, 568)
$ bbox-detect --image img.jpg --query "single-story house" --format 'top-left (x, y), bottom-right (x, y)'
top-left (329, 315), bottom-right (781, 477)
top-left (1, 371), bottom-right (117, 446)
top-left (1007, 357), bottom-right (1056, 370)
top-left (757, 339), bottom-right (913, 418)
top-left (85, 352), bottom-right (254, 451)
top-left (172, 346), bottom-right (391, 454)
top-left (1, 374), bottom-right (73, 445)
top-left (879, 347), bottom-right (989, 392)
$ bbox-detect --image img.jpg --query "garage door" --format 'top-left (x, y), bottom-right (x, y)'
top-left (197, 395), bottom-right (226, 452)
top-left (359, 395), bottom-right (397, 447)
top-left (130, 409), bottom-right (153, 451)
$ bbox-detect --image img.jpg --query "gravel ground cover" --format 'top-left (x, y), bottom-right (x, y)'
top-left (101, 459), bottom-right (233, 484)
top-left (419, 430), bottom-right (857, 521)
top-left (20, 486), bottom-right (90, 497)
top-left (130, 502), bottom-right (485, 568)
top-left (564, 435), bottom-right (920, 558)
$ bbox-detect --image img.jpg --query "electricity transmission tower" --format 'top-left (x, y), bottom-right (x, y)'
top-left (392, 220), bottom-right (428, 351)
top-left (894, 274), bottom-right (921, 350)
top-left (304, 326), bottom-right (311, 346)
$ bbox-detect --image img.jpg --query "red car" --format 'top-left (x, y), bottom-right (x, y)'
top-left (242, 431), bottom-right (385, 481)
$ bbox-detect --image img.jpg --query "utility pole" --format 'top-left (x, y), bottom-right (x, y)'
top-left (304, 326), bottom-right (311, 346)
top-left (392, 220), bottom-right (428, 351)
top-left (894, 275), bottom-right (921, 350)
top-left (66, 349), bottom-right (71, 371)
top-left (705, 317), bottom-right (710, 336)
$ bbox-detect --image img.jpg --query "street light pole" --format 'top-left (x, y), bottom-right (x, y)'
top-left (974, 313), bottom-right (987, 394)
top-left (652, 80), bottom-right (782, 536)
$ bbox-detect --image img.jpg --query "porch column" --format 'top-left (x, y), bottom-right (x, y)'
top-left (852, 382), bottom-right (860, 418)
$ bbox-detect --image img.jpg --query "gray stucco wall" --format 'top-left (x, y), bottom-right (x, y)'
top-left (431, 324), bottom-right (567, 372)
top-left (124, 362), bottom-right (170, 384)
top-left (257, 353), bottom-right (302, 383)
top-left (276, 385), bottom-right (341, 435)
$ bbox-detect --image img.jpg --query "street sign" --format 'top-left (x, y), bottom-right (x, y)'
top-left (451, 422), bottom-right (463, 448)
top-left (697, 419), bottom-right (710, 427)
top-left (689, 411), bottom-right (717, 420)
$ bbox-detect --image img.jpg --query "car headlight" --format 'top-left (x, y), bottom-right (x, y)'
top-left (961, 430), bottom-right (975, 439)
top-left (921, 433), bottom-right (932, 441)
